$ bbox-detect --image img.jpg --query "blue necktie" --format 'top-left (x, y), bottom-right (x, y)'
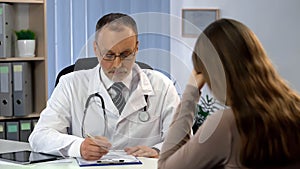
top-left (110, 82), bottom-right (126, 114)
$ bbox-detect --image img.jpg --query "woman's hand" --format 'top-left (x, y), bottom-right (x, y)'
top-left (188, 69), bottom-right (205, 90)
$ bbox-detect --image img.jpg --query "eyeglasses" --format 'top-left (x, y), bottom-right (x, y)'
top-left (95, 42), bottom-right (137, 62)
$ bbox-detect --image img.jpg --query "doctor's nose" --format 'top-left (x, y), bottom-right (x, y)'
top-left (112, 57), bottom-right (122, 68)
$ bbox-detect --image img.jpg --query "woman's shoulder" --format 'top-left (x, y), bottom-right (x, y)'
top-left (211, 109), bottom-right (236, 131)
top-left (198, 109), bottom-right (236, 142)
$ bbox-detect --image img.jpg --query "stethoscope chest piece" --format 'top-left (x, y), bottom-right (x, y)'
top-left (138, 111), bottom-right (150, 122)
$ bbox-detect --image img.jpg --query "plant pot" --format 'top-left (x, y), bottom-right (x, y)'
top-left (17, 40), bottom-right (36, 57)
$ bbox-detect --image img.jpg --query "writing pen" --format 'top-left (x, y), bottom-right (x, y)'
top-left (86, 133), bottom-right (109, 150)
top-left (86, 134), bottom-right (122, 157)
top-left (97, 159), bottom-right (125, 164)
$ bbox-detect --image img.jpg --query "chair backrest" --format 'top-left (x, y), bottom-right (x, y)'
top-left (74, 57), bottom-right (98, 71)
top-left (54, 64), bottom-right (74, 87)
top-left (55, 57), bottom-right (152, 87)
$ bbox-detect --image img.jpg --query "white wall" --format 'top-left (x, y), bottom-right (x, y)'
top-left (170, 0), bottom-right (300, 93)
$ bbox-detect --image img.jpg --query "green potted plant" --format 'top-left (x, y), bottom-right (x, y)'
top-left (15, 29), bottom-right (36, 57)
top-left (192, 94), bottom-right (222, 133)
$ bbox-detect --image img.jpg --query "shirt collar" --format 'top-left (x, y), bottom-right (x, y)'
top-left (88, 63), bottom-right (154, 96)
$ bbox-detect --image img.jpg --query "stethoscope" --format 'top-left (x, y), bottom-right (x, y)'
top-left (81, 93), bottom-right (149, 138)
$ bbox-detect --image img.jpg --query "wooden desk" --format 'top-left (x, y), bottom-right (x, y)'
top-left (0, 139), bottom-right (158, 169)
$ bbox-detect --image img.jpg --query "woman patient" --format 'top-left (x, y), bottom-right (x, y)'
top-left (158, 18), bottom-right (300, 169)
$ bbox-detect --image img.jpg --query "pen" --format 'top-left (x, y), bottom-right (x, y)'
top-left (86, 133), bottom-right (109, 150)
top-left (97, 159), bottom-right (125, 164)
top-left (86, 134), bottom-right (123, 157)
top-left (86, 133), bottom-right (95, 139)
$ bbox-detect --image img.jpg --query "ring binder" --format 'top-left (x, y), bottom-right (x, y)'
top-left (0, 63), bottom-right (13, 117)
top-left (6, 121), bottom-right (19, 141)
top-left (12, 62), bottom-right (32, 117)
top-left (20, 120), bottom-right (32, 142)
top-left (0, 3), bottom-right (14, 58)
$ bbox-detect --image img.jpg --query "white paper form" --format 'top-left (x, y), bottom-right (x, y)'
top-left (76, 150), bottom-right (142, 167)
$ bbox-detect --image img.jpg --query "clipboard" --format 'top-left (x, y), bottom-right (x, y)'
top-left (76, 150), bottom-right (142, 167)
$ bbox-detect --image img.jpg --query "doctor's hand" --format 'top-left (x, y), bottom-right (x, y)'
top-left (80, 136), bottom-right (112, 161)
top-left (124, 146), bottom-right (159, 158)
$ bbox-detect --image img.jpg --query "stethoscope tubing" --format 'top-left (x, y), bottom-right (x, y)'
top-left (81, 93), bottom-right (107, 138)
top-left (81, 93), bottom-right (149, 138)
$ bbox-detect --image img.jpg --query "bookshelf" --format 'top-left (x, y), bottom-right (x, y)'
top-left (0, 0), bottom-right (47, 120)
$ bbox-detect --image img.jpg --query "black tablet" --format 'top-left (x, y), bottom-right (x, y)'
top-left (0, 150), bottom-right (61, 165)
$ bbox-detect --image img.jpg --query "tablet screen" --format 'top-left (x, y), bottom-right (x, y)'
top-left (0, 150), bottom-right (61, 164)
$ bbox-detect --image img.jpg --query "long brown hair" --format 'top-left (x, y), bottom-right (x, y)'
top-left (193, 18), bottom-right (300, 167)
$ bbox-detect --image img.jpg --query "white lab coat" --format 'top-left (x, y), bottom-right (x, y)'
top-left (29, 64), bottom-right (180, 157)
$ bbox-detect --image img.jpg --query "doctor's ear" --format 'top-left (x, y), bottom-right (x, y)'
top-left (97, 57), bottom-right (102, 64)
top-left (136, 41), bottom-right (139, 51)
top-left (93, 41), bottom-right (99, 55)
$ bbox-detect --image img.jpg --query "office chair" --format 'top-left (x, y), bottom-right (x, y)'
top-left (55, 57), bottom-right (152, 87)
top-left (73, 57), bottom-right (153, 71)
top-left (54, 64), bottom-right (75, 87)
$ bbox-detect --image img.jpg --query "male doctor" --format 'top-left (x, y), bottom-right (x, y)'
top-left (29, 13), bottom-right (180, 160)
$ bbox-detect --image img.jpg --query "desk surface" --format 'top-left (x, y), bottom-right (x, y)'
top-left (0, 139), bottom-right (158, 169)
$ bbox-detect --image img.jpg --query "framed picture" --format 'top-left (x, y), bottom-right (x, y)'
top-left (182, 8), bottom-right (220, 37)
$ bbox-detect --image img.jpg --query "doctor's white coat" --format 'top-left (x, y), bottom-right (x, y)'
top-left (29, 64), bottom-right (180, 157)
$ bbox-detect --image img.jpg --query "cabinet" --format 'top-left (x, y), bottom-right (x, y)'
top-left (0, 0), bottom-right (47, 120)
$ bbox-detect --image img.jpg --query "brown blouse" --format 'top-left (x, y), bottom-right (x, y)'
top-left (158, 85), bottom-right (244, 169)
